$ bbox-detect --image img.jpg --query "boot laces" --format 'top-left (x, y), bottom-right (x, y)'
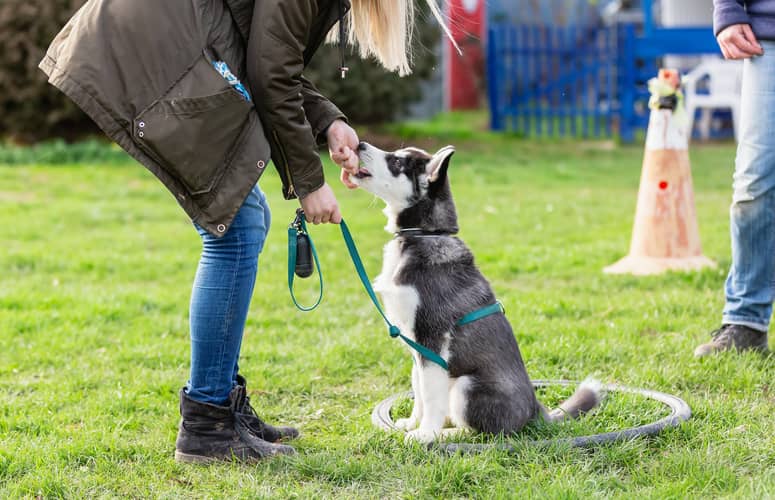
top-left (710, 324), bottom-right (731, 339)
top-left (241, 394), bottom-right (268, 430)
top-left (708, 324), bottom-right (735, 348)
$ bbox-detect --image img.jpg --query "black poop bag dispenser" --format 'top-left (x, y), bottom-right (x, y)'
top-left (290, 209), bottom-right (313, 278)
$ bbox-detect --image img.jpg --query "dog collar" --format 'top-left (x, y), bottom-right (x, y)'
top-left (395, 228), bottom-right (458, 238)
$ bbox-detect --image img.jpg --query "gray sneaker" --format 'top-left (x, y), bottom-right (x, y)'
top-left (694, 324), bottom-right (769, 357)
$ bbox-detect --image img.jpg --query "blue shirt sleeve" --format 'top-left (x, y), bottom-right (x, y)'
top-left (714, 0), bottom-right (752, 36)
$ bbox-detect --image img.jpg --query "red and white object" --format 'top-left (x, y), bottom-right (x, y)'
top-left (604, 70), bottom-right (716, 275)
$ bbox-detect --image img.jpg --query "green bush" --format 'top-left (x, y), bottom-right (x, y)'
top-left (304, 11), bottom-right (441, 124)
top-left (305, 45), bottom-right (438, 125)
top-left (0, 139), bottom-right (128, 165)
top-left (0, 1), bottom-right (438, 143)
top-left (0, 0), bottom-right (98, 143)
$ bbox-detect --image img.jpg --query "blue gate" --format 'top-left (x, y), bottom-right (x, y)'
top-left (487, 0), bottom-right (722, 141)
top-left (487, 23), bottom-right (620, 139)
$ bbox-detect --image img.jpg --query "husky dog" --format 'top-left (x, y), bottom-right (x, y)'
top-left (349, 142), bottom-right (602, 443)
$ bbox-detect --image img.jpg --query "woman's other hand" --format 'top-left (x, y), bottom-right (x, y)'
top-left (327, 119), bottom-right (360, 189)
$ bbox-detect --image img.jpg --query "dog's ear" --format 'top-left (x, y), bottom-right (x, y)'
top-left (426, 146), bottom-right (455, 183)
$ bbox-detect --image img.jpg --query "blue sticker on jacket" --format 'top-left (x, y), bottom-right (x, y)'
top-left (212, 61), bottom-right (251, 102)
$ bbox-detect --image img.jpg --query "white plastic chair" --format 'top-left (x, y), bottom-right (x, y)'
top-left (683, 58), bottom-right (743, 142)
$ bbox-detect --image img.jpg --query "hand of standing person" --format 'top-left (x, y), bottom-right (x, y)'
top-left (717, 23), bottom-right (764, 60)
top-left (326, 119), bottom-right (360, 190)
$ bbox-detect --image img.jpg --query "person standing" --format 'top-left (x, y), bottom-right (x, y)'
top-left (40, 0), bottom-right (452, 462)
top-left (695, 0), bottom-right (772, 356)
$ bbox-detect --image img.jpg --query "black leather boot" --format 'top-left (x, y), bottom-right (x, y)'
top-left (234, 375), bottom-right (300, 442)
top-left (174, 387), bottom-right (296, 464)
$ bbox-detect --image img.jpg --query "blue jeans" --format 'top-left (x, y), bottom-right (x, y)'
top-left (186, 185), bottom-right (271, 405)
top-left (723, 41), bottom-right (775, 333)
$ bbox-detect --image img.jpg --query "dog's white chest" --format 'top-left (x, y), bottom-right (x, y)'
top-left (373, 240), bottom-right (420, 336)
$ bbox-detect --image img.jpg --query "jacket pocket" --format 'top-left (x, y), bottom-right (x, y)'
top-left (134, 50), bottom-right (252, 195)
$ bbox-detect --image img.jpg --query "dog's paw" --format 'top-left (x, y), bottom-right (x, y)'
top-left (438, 427), bottom-right (469, 441)
top-left (404, 428), bottom-right (439, 444)
top-left (394, 417), bottom-right (419, 431)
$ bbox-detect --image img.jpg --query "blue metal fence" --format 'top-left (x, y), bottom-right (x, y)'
top-left (487, 22), bottom-right (721, 141)
top-left (487, 23), bottom-right (619, 139)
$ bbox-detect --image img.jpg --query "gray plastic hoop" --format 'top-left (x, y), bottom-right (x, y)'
top-left (371, 379), bottom-right (692, 454)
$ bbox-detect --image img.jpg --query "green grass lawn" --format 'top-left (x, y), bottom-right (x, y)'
top-left (1, 127), bottom-right (774, 498)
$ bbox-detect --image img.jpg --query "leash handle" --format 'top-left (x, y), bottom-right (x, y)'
top-left (339, 220), bottom-right (449, 370)
top-left (288, 211), bottom-right (323, 311)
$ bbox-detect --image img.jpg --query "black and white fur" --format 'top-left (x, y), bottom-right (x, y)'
top-left (350, 142), bottom-right (603, 443)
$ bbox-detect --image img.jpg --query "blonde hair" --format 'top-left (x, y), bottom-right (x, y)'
top-left (331, 0), bottom-right (459, 77)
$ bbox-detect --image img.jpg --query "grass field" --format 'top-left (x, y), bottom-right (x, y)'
top-left (1, 123), bottom-right (774, 498)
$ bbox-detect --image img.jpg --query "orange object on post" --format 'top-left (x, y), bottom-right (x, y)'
top-left (604, 69), bottom-right (716, 275)
top-left (659, 68), bottom-right (680, 90)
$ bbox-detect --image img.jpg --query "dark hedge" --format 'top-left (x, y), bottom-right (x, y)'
top-left (0, 0), bottom-right (438, 143)
top-left (0, 0), bottom-right (99, 143)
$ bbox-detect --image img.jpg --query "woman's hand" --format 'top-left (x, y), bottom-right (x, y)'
top-left (717, 24), bottom-right (764, 60)
top-left (327, 119), bottom-right (360, 189)
top-left (299, 182), bottom-right (341, 224)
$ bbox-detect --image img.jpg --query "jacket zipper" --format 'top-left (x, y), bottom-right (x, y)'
top-left (272, 129), bottom-right (295, 197)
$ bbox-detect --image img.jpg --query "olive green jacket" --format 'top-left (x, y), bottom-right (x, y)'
top-left (40, 0), bottom-right (348, 236)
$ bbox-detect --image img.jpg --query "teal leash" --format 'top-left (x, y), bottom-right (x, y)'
top-left (338, 220), bottom-right (449, 370)
top-left (288, 213), bottom-right (504, 371)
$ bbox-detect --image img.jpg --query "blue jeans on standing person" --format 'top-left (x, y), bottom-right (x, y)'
top-left (185, 184), bottom-right (271, 405)
top-left (723, 40), bottom-right (775, 332)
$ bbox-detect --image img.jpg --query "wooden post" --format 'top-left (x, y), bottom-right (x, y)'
top-left (604, 70), bottom-right (716, 275)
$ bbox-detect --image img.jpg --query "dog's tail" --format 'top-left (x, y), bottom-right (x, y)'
top-left (542, 377), bottom-right (605, 423)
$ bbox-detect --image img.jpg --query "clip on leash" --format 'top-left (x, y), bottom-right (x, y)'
top-left (287, 209), bottom-right (323, 311)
